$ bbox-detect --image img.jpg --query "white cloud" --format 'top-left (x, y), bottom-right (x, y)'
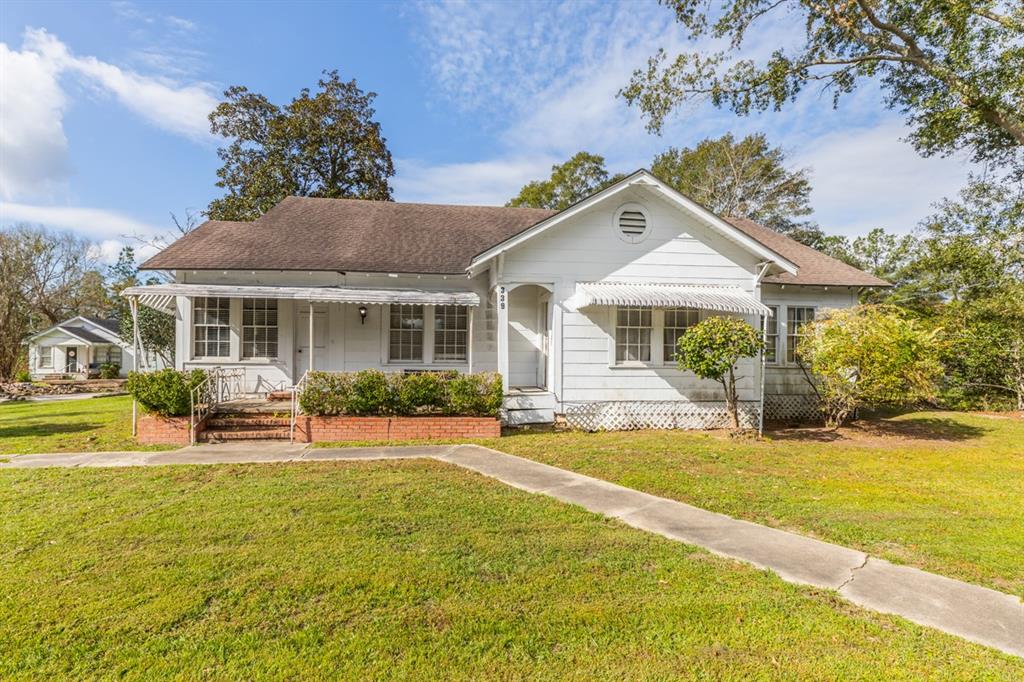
top-left (0, 28), bottom-right (218, 202)
top-left (792, 119), bottom-right (973, 236)
top-left (393, 156), bottom-right (557, 205)
top-left (0, 39), bottom-right (69, 200)
top-left (404, 2), bottom-right (972, 236)
top-left (0, 201), bottom-right (163, 241)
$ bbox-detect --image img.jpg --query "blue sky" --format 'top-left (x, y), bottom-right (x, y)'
top-left (1, 0), bottom-right (973, 263)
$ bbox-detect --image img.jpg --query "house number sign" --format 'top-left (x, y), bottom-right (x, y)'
top-left (498, 286), bottom-right (506, 310)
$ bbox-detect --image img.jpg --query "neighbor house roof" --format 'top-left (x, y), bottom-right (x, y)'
top-left (724, 217), bottom-right (890, 287)
top-left (140, 198), bottom-right (557, 275)
top-left (26, 316), bottom-right (123, 345)
top-left (141, 188), bottom-right (886, 287)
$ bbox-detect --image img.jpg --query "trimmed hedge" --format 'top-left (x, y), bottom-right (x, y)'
top-left (99, 363), bottom-right (120, 379)
top-left (299, 370), bottom-right (502, 417)
top-left (125, 369), bottom-right (207, 417)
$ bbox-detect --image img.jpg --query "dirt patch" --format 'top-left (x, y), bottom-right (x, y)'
top-left (763, 414), bottom-right (992, 446)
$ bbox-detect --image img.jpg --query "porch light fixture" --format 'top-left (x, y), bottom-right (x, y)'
top-left (358, 305), bottom-right (368, 324)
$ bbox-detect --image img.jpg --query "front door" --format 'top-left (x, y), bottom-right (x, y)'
top-left (295, 304), bottom-right (327, 376)
top-left (65, 346), bottom-right (79, 373)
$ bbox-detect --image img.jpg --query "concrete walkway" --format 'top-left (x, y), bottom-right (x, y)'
top-left (3, 443), bottom-right (1021, 658)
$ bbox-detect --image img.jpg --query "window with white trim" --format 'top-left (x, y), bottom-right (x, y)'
top-left (763, 306), bottom-right (778, 364)
top-left (193, 297), bottom-right (231, 358)
top-left (433, 305), bottom-right (468, 362)
top-left (663, 307), bottom-right (700, 363)
top-left (96, 345), bottom-right (123, 366)
top-left (389, 305), bottom-right (424, 362)
top-left (242, 298), bottom-right (278, 359)
top-left (615, 307), bottom-right (652, 363)
top-left (786, 306), bottom-right (815, 364)
top-left (39, 345), bottom-right (53, 368)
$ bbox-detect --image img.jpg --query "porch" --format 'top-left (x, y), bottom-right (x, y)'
top-left (122, 280), bottom-right (553, 415)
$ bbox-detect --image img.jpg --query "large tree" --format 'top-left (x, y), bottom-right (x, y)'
top-left (508, 152), bottom-right (625, 210)
top-left (622, 1), bottom-right (1024, 171)
top-left (905, 175), bottom-right (1024, 305)
top-left (208, 70), bottom-right (395, 221)
top-left (0, 226), bottom-right (109, 379)
top-left (651, 133), bottom-right (812, 230)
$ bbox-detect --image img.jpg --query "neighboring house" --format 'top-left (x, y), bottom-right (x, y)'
top-left (125, 170), bottom-right (887, 428)
top-left (26, 316), bottom-right (157, 379)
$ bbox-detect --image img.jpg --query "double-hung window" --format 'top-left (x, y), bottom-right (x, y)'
top-left (763, 306), bottom-right (779, 364)
top-left (193, 297), bottom-right (231, 358)
top-left (663, 307), bottom-right (699, 363)
top-left (786, 306), bottom-right (815, 364)
top-left (39, 346), bottom-right (53, 368)
top-left (242, 298), bottom-right (278, 359)
top-left (96, 346), bottom-right (123, 366)
top-left (615, 307), bottom-right (652, 363)
top-left (433, 305), bottom-right (468, 362)
top-left (389, 305), bottom-right (424, 362)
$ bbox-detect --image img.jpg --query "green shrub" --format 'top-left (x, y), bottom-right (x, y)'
top-left (14, 370), bottom-right (32, 383)
top-left (347, 369), bottom-right (395, 415)
top-left (394, 371), bottom-right (451, 415)
top-left (99, 363), bottom-right (120, 379)
top-left (125, 369), bottom-right (207, 417)
top-left (296, 370), bottom-right (503, 417)
top-left (445, 372), bottom-right (503, 417)
top-left (298, 371), bottom-right (351, 415)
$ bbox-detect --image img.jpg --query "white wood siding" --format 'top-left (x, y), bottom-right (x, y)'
top-left (502, 186), bottom-right (764, 403)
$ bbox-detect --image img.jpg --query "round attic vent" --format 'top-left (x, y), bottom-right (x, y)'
top-left (614, 203), bottom-right (649, 243)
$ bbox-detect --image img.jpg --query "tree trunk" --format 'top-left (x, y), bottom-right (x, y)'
top-left (724, 368), bottom-right (740, 429)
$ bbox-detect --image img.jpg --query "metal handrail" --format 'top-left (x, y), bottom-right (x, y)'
top-left (290, 369), bottom-right (310, 443)
top-left (189, 367), bottom-right (247, 445)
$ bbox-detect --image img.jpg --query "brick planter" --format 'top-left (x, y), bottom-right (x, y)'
top-left (295, 415), bottom-right (501, 443)
top-left (136, 414), bottom-right (202, 445)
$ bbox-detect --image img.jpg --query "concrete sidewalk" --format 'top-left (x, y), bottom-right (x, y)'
top-left (2, 442), bottom-right (1021, 658)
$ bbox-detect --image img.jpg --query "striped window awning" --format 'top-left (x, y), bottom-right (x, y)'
top-left (121, 283), bottom-right (480, 314)
top-left (565, 282), bottom-right (771, 316)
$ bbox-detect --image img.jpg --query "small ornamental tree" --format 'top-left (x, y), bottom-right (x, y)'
top-left (797, 306), bottom-right (943, 428)
top-left (677, 316), bottom-right (762, 429)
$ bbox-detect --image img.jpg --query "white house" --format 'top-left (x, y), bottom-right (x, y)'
top-left (125, 170), bottom-right (887, 428)
top-left (26, 316), bottom-right (148, 378)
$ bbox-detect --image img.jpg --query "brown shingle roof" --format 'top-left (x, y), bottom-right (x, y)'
top-left (141, 195), bottom-right (886, 287)
top-left (140, 197), bottom-right (556, 274)
top-left (725, 217), bottom-right (890, 287)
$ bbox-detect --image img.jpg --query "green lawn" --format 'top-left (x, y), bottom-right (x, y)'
top-left (0, 395), bottom-right (170, 455)
top-left (480, 411), bottom-right (1024, 597)
top-left (2, 461), bottom-right (1020, 679)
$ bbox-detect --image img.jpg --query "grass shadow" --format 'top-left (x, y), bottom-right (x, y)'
top-left (0, 422), bottom-right (102, 440)
top-left (767, 414), bottom-right (990, 443)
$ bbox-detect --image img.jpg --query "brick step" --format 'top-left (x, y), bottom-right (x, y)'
top-left (206, 417), bottom-right (291, 428)
top-left (267, 390), bottom-right (292, 401)
top-left (199, 428), bottom-right (291, 442)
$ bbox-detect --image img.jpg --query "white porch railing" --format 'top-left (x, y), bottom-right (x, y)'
top-left (290, 369), bottom-right (310, 443)
top-left (189, 367), bottom-right (246, 445)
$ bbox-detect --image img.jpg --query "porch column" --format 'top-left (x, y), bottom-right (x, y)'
top-left (496, 285), bottom-right (509, 393)
top-left (467, 306), bottom-right (475, 373)
top-left (308, 300), bottom-right (315, 373)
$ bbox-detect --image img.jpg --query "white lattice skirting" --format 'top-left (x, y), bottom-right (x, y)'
top-left (562, 401), bottom-right (760, 431)
top-left (763, 394), bottom-right (822, 422)
top-left (561, 396), bottom-right (823, 431)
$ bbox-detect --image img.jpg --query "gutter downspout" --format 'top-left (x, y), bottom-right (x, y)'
top-left (754, 262), bottom-right (772, 437)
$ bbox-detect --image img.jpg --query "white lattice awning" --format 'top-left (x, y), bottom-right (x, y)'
top-left (122, 283), bottom-right (480, 314)
top-left (565, 282), bottom-right (771, 316)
